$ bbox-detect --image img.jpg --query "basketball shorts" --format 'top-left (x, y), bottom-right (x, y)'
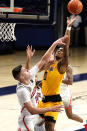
top-left (38, 100), bottom-right (62, 123)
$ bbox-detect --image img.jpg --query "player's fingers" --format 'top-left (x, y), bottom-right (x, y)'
top-left (33, 49), bottom-right (35, 54)
top-left (56, 108), bottom-right (64, 112)
top-left (27, 45), bottom-right (30, 48)
top-left (58, 105), bottom-right (64, 108)
top-left (67, 17), bottom-right (69, 21)
top-left (30, 45), bottom-right (32, 50)
top-left (58, 109), bottom-right (64, 112)
top-left (27, 45), bottom-right (31, 51)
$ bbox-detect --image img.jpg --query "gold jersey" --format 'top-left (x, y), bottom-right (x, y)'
top-left (41, 61), bottom-right (65, 96)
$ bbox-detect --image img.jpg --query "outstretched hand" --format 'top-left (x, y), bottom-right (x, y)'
top-left (67, 15), bottom-right (77, 27)
top-left (51, 105), bottom-right (64, 112)
top-left (26, 45), bottom-right (35, 60)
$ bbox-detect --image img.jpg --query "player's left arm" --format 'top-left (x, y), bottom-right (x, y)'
top-left (25, 45), bottom-right (35, 70)
top-left (58, 16), bottom-right (77, 74)
top-left (62, 66), bottom-right (73, 85)
top-left (64, 16), bottom-right (77, 47)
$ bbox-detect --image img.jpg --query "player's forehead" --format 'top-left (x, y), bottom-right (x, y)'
top-left (21, 67), bottom-right (26, 71)
top-left (21, 67), bottom-right (24, 70)
top-left (57, 47), bottom-right (64, 51)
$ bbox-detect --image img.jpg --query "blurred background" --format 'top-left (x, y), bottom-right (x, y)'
top-left (0, 0), bottom-right (87, 53)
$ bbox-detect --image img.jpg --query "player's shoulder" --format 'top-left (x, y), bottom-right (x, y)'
top-left (17, 86), bottom-right (30, 99)
top-left (16, 82), bottom-right (28, 92)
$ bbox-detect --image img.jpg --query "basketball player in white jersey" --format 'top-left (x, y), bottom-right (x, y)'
top-left (12, 37), bottom-right (67, 131)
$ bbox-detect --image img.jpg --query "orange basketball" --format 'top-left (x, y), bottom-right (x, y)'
top-left (67, 0), bottom-right (83, 15)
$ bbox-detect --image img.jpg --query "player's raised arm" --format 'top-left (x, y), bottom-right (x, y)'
top-left (58, 16), bottom-right (77, 74)
top-left (25, 45), bottom-right (35, 70)
top-left (65, 16), bottom-right (77, 47)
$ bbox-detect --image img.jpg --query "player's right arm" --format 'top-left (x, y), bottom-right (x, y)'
top-left (24, 101), bottom-right (63, 114)
top-left (18, 87), bottom-right (64, 115)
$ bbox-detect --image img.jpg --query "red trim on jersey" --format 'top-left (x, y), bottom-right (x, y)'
top-left (31, 86), bottom-right (37, 98)
top-left (21, 106), bottom-right (25, 113)
top-left (23, 116), bottom-right (30, 131)
top-left (35, 93), bottom-right (41, 103)
top-left (65, 96), bottom-right (72, 110)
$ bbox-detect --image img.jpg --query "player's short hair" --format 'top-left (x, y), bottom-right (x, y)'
top-left (12, 65), bottom-right (22, 80)
top-left (54, 45), bottom-right (64, 54)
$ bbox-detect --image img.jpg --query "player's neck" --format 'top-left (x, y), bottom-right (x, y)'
top-left (20, 79), bottom-right (29, 85)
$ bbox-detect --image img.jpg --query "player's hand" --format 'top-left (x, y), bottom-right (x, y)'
top-left (54, 35), bottom-right (68, 46)
top-left (58, 35), bottom-right (69, 44)
top-left (26, 45), bottom-right (35, 60)
top-left (51, 105), bottom-right (64, 112)
top-left (67, 15), bottom-right (77, 27)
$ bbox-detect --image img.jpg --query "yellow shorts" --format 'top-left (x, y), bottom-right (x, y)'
top-left (38, 100), bottom-right (63, 122)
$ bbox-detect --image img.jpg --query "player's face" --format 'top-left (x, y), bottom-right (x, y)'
top-left (55, 47), bottom-right (64, 59)
top-left (19, 67), bottom-right (30, 80)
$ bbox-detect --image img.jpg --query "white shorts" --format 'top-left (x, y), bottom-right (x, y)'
top-left (18, 116), bottom-right (35, 131)
top-left (60, 86), bottom-right (72, 108)
top-left (34, 124), bottom-right (45, 131)
top-left (18, 115), bottom-right (43, 131)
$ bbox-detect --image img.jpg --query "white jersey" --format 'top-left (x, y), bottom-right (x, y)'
top-left (16, 65), bottom-right (42, 131)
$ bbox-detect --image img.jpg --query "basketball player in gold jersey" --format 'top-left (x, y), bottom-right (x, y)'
top-left (38, 16), bottom-right (77, 131)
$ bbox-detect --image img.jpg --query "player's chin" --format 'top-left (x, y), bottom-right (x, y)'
top-left (56, 56), bottom-right (62, 60)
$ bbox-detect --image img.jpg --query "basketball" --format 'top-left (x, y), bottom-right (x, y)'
top-left (67, 0), bottom-right (83, 15)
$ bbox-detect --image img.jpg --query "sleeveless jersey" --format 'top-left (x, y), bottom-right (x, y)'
top-left (41, 61), bottom-right (65, 96)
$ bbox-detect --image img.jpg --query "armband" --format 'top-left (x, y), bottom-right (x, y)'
top-left (67, 26), bottom-right (71, 31)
